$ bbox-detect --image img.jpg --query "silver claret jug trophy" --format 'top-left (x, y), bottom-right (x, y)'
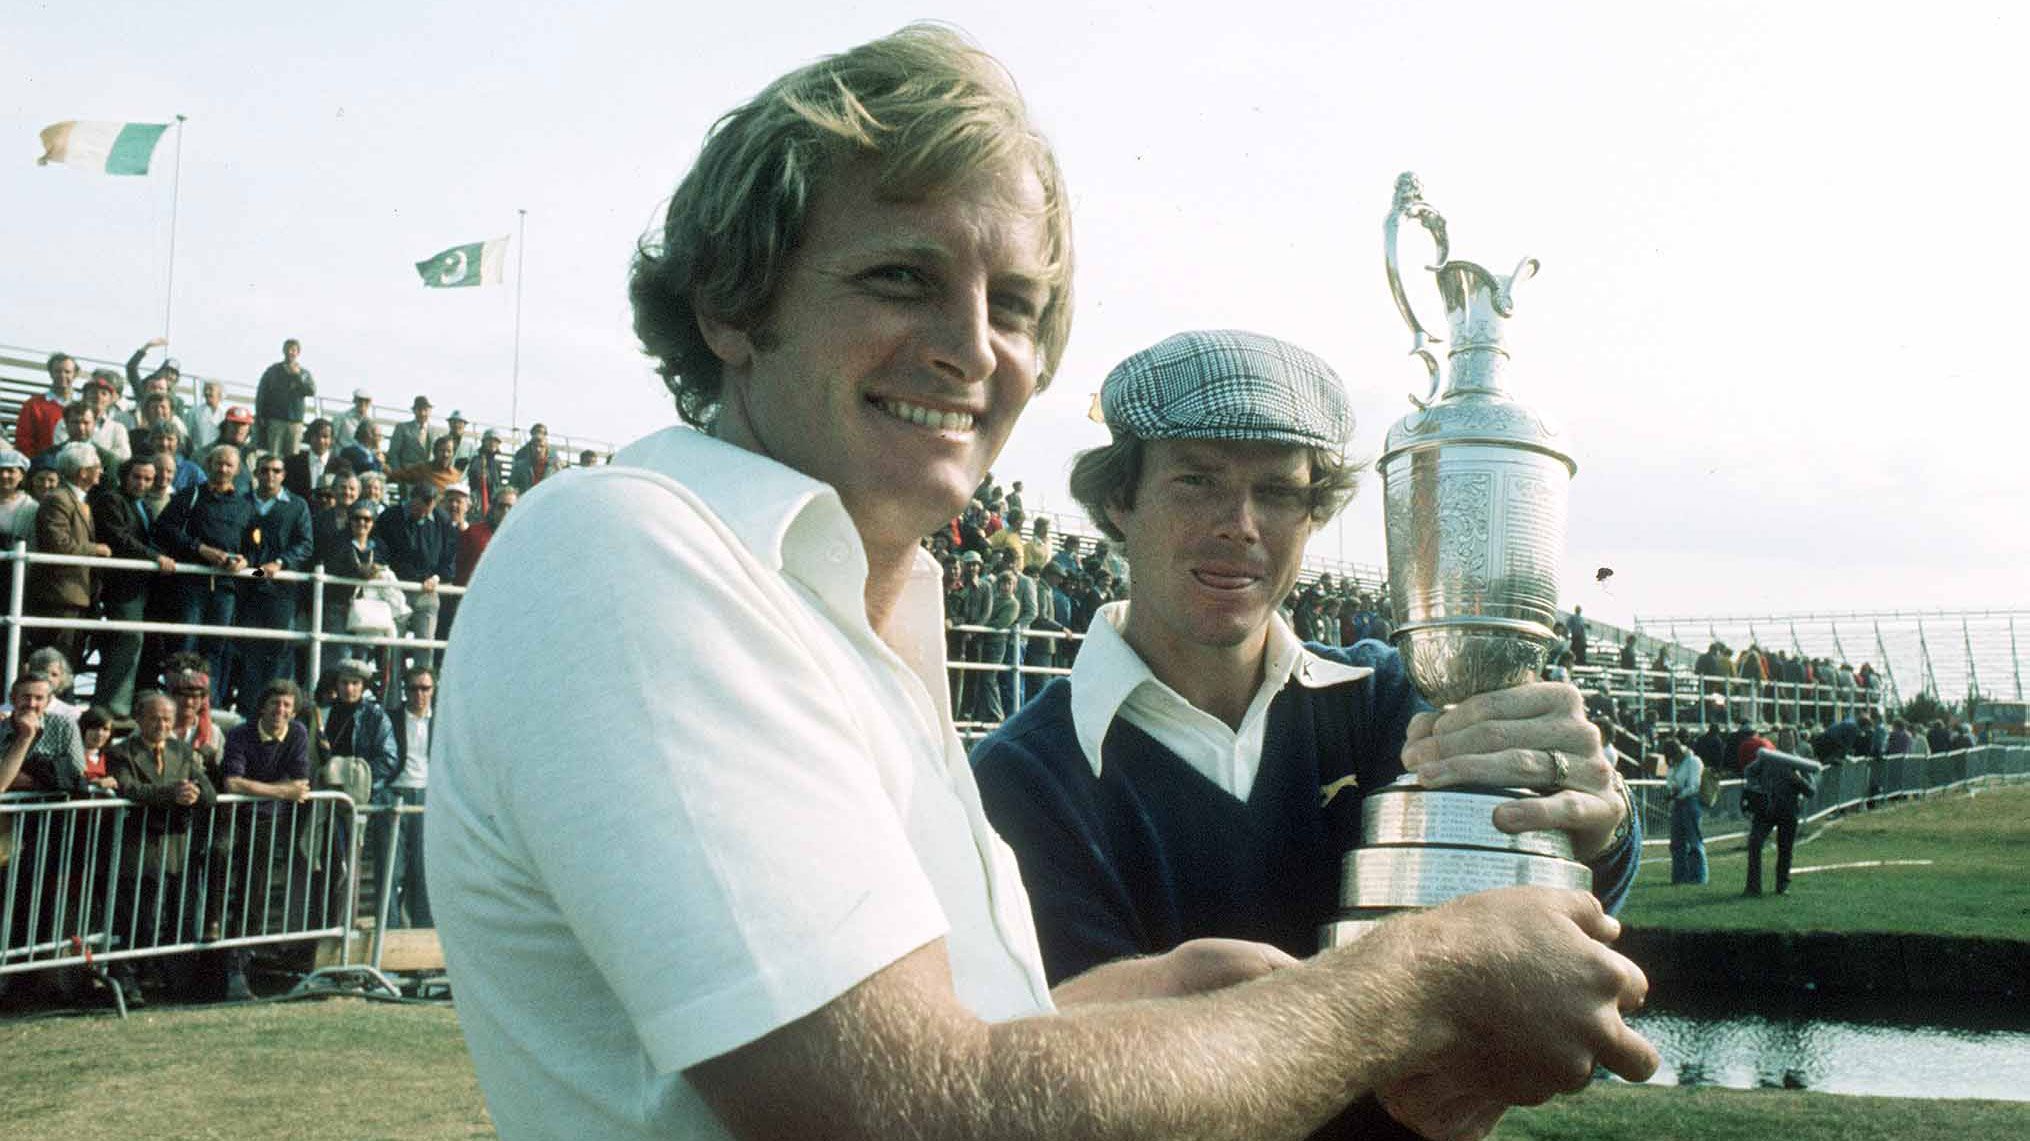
top-left (1323, 173), bottom-right (1587, 947)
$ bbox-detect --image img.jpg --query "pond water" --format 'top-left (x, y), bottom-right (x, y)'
top-left (1626, 991), bottom-right (2030, 1101)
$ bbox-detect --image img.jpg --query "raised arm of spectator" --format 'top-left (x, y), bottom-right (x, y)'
top-left (125, 337), bottom-right (167, 402)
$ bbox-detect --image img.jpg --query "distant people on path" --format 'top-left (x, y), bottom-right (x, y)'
top-left (1742, 741), bottom-right (1821, 897)
top-left (1663, 736), bottom-right (1707, 885)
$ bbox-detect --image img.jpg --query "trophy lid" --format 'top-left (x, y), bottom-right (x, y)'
top-left (1378, 172), bottom-right (1573, 474)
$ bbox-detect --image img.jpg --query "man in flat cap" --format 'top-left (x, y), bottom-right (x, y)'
top-left (974, 329), bottom-right (1643, 1138)
top-left (428, 28), bottom-right (1652, 1141)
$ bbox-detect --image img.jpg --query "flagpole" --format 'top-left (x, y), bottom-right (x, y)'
top-left (511, 208), bottom-right (527, 431)
top-left (163, 113), bottom-right (188, 341)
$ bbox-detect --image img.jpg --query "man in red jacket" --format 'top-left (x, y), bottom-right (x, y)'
top-left (15, 352), bottom-right (77, 457)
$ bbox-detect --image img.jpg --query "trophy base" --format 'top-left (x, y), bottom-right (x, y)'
top-left (1328, 782), bottom-right (1587, 948)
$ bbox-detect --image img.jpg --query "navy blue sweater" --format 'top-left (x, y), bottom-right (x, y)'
top-left (973, 641), bottom-right (1640, 982)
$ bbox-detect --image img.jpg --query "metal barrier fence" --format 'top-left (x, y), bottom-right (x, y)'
top-left (1, 791), bottom-right (359, 993)
top-left (0, 792), bottom-right (435, 1006)
top-left (1628, 744), bottom-right (2030, 847)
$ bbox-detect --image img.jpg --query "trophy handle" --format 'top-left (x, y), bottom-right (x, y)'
top-left (1494, 257), bottom-right (1541, 317)
top-left (1408, 348), bottom-right (1440, 410)
top-left (1385, 172), bottom-right (1449, 406)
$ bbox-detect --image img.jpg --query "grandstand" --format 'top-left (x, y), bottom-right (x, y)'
top-left (0, 341), bottom-right (612, 465)
top-left (1635, 609), bottom-right (2026, 707)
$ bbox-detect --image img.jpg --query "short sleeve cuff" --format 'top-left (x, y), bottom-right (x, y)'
top-left (635, 885), bottom-right (949, 1074)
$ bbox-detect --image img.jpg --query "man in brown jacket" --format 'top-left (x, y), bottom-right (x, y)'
top-left (105, 690), bottom-right (220, 1006)
top-left (27, 442), bottom-right (111, 665)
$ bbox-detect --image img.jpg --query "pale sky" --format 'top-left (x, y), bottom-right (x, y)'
top-left (6, 1), bottom-right (2025, 633)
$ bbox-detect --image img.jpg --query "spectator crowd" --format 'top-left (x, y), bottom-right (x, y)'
top-left (0, 339), bottom-right (596, 718)
top-left (0, 336), bottom-right (572, 1007)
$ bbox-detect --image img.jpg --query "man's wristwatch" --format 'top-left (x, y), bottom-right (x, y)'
top-left (1605, 771), bottom-right (1636, 850)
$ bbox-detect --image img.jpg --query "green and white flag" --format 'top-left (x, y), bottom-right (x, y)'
top-left (415, 237), bottom-right (510, 288)
top-left (37, 120), bottom-right (170, 175)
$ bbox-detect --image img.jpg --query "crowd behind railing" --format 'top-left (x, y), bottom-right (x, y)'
top-left (1, 650), bottom-right (433, 1009)
top-left (0, 337), bottom-right (609, 1010)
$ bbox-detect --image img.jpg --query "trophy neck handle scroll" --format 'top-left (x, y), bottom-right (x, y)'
top-left (1385, 172), bottom-right (1449, 409)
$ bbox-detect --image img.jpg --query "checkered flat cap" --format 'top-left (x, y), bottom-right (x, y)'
top-left (1100, 330), bottom-right (1351, 450)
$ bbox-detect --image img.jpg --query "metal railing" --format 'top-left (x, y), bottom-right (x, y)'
top-left (0, 792), bottom-right (360, 989)
top-left (0, 792), bottom-right (440, 1006)
top-left (1, 541), bottom-right (462, 697)
top-left (1629, 744), bottom-right (2030, 848)
top-left (1567, 661), bottom-right (1887, 730)
top-left (943, 624), bottom-right (1895, 741)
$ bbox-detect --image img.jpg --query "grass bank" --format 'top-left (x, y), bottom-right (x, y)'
top-left (0, 998), bottom-right (490, 1140)
top-left (1504, 1081), bottom-right (2030, 1140)
top-left (4, 1000), bottom-right (2026, 1139)
top-left (1625, 782), bottom-right (2030, 940)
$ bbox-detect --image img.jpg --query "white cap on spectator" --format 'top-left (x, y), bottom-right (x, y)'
top-left (353, 388), bottom-right (372, 401)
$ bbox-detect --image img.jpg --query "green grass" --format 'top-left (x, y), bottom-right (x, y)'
top-left (2, 999), bottom-right (2024, 1140)
top-left (1626, 783), bottom-right (2030, 939)
top-left (0, 998), bottom-right (491, 1140)
top-left (1501, 1082), bottom-right (2030, 1140)
top-left (5, 786), bottom-right (2023, 1139)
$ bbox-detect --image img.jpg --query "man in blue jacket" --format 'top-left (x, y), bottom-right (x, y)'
top-left (154, 444), bottom-right (254, 703)
top-left (232, 452), bottom-right (314, 714)
top-left (972, 330), bottom-right (1640, 1139)
top-left (374, 481), bottom-right (457, 672)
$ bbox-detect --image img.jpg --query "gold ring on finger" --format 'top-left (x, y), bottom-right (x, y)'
top-left (1544, 748), bottom-right (1570, 788)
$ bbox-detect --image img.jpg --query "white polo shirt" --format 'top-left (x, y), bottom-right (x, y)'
top-left (428, 426), bottom-right (1051, 1140)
